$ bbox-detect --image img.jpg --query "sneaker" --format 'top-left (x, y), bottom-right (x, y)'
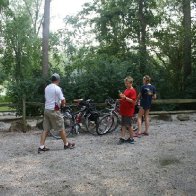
top-left (38, 146), bottom-right (50, 154)
top-left (127, 138), bottom-right (134, 144)
top-left (117, 138), bottom-right (125, 145)
top-left (64, 142), bottom-right (75, 149)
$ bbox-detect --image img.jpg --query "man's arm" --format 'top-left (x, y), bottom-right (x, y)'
top-left (58, 88), bottom-right (66, 107)
top-left (61, 99), bottom-right (66, 107)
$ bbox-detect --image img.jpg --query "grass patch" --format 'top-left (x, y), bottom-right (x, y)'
top-left (0, 103), bottom-right (15, 112)
top-left (159, 157), bottom-right (181, 167)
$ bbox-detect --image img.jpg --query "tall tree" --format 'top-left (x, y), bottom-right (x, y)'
top-left (1, 0), bottom-right (43, 82)
top-left (23, 0), bottom-right (44, 35)
top-left (138, 0), bottom-right (147, 74)
top-left (183, 0), bottom-right (192, 81)
top-left (0, 0), bottom-right (9, 12)
top-left (42, 0), bottom-right (50, 77)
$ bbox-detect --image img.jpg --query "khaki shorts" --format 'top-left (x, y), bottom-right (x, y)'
top-left (43, 109), bottom-right (64, 132)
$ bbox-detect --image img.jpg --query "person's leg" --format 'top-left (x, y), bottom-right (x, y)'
top-left (59, 129), bottom-right (75, 149)
top-left (38, 130), bottom-right (50, 153)
top-left (121, 126), bottom-right (126, 139)
top-left (118, 116), bottom-right (127, 144)
top-left (137, 108), bottom-right (144, 134)
top-left (144, 109), bottom-right (150, 134)
top-left (39, 110), bottom-right (51, 150)
top-left (55, 111), bottom-right (75, 149)
top-left (59, 129), bottom-right (68, 145)
top-left (40, 130), bottom-right (49, 146)
top-left (129, 126), bottom-right (134, 139)
top-left (38, 125), bottom-right (50, 153)
top-left (118, 125), bottom-right (126, 144)
top-left (127, 116), bottom-right (134, 143)
top-left (128, 125), bottom-right (134, 144)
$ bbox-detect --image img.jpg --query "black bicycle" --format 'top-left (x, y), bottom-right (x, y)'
top-left (60, 99), bottom-right (100, 137)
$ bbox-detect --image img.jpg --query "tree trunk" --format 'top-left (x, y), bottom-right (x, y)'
top-left (183, 0), bottom-right (191, 81)
top-left (42, 0), bottom-right (51, 77)
top-left (138, 0), bottom-right (147, 74)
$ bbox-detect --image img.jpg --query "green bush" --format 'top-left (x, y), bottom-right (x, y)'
top-left (0, 95), bottom-right (11, 103)
top-left (60, 53), bottom-right (143, 102)
top-left (7, 78), bottom-right (49, 116)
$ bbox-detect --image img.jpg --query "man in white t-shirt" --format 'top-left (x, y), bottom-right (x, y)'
top-left (38, 73), bottom-right (75, 153)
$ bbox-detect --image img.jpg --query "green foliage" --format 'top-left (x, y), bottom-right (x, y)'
top-left (57, 0), bottom-right (195, 107)
top-left (184, 69), bottom-right (196, 98)
top-left (0, 0), bottom-right (42, 82)
top-left (0, 0), bottom-right (196, 115)
top-left (0, 0), bottom-right (9, 11)
top-left (7, 78), bottom-right (49, 116)
top-left (60, 53), bottom-right (143, 102)
top-left (0, 95), bottom-right (11, 102)
top-left (1, 14), bottom-right (42, 81)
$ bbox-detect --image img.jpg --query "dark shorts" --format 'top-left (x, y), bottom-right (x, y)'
top-left (121, 116), bottom-right (132, 127)
top-left (140, 104), bottom-right (151, 110)
top-left (140, 99), bottom-right (152, 110)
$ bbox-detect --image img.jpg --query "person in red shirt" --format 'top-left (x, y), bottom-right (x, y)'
top-left (118, 76), bottom-right (137, 144)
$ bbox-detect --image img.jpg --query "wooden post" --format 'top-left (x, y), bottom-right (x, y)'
top-left (22, 96), bottom-right (27, 132)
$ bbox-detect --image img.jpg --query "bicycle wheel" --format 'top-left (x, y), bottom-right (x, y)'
top-left (97, 114), bottom-right (114, 135)
top-left (108, 112), bottom-right (120, 133)
top-left (63, 115), bottom-right (74, 136)
top-left (85, 115), bottom-right (99, 135)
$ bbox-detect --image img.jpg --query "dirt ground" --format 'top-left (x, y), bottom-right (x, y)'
top-left (0, 114), bottom-right (196, 196)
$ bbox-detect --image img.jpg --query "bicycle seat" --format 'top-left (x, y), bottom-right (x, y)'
top-left (73, 99), bottom-right (83, 103)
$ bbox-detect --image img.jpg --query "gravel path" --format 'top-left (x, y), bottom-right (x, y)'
top-left (0, 114), bottom-right (196, 196)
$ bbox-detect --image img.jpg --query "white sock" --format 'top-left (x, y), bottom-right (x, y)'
top-left (40, 145), bottom-right (45, 149)
top-left (65, 142), bottom-right (69, 146)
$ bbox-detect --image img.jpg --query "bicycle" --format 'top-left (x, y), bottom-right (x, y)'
top-left (60, 99), bottom-right (100, 137)
top-left (97, 98), bottom-right (139, 135)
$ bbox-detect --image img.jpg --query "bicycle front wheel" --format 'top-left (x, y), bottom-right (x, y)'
top-left (85, 115), bottom-right (99, 135)
top-left (63, 115), bottom-right (74, 136)
top-left (108, 112), bottom-right (120, 133)
top-left (97, 114), bottom-right (114, 135)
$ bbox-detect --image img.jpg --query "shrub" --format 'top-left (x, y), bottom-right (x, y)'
top-left (7, 78), bottom-right (49, 116)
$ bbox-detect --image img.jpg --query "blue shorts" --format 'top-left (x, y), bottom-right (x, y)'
top-left (140, 103), bottom-right (151, 110)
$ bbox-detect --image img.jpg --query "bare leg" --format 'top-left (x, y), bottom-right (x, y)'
top-left (59, 129), bottom-right (68, 145)
top-left (121, 126), bottom-right (126, 139)
top-left (137, 108), bottom-right (144, 134)
top-left (144, 109), bottom-right (150, 133)
top-left (129, 126), bottom-right (134, 139)
top-left (40, 130), bottom-right (49, 146)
